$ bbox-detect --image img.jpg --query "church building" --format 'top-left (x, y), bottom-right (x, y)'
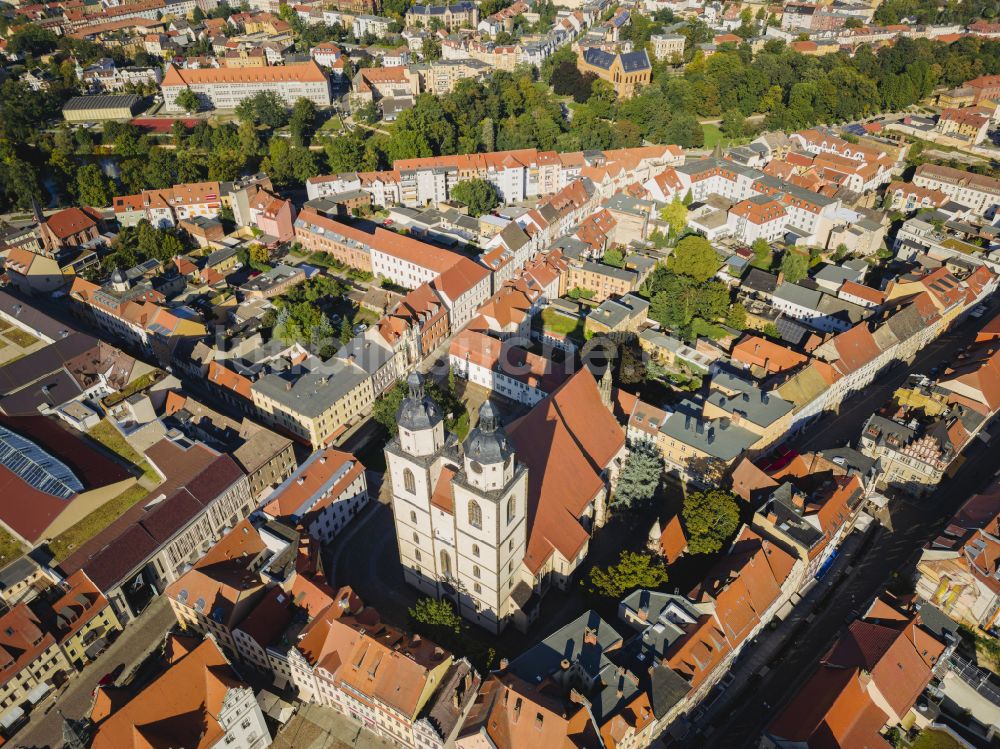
top-left (385, 368), bottom-right (626, 633)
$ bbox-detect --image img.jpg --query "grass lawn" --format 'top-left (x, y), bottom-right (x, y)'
top-left (47, 484), bottom-right (149, 562)
top-left (690, 317), bottom-right (730, 340)
top-left (0, 528), bottom-right (25, 569)
top-left (103, 371), bottom-right (160, 407)
top-left (86, 419), bottom-right (159, 482)
top-left (540, 308), bottom-right (582, 337)
top-left (909, 729), bottom-right (966, 749)
top-left (353, 307), bottom-right (379, 326)
top-left (701, 123), bottom-right (728, 149)
top-left (3, 328), bottom-right (38, 348)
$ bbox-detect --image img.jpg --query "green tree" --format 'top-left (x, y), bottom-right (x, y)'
top-left (372, 381), bottom-right (410, 432)
top-left (660, 198), bottom-right (688, 238)
top-left (409, 597), bottom-right (462, 637)
top-left (237, 119), bottom-right (262, 156)
top-left (720, 108), bottom-right (746, 139)
top-left (725, 302), bottom-right (747, 330)
top-left (324, 130), bottom-right (369, 172)
top-left (235, 91), bottom-right (288, 128)
top-left (613, 442), bottom-right (664, 509)
top-left (779, 250), bottom-right (809, 283)
top-left (682, 489), bottom-right (740, 554)
top-left (175, 87), bottom-right (200, 113)
top-left (1, 157), bottom-right (43, 211)
top-left (751, 238), bottom-right (772, 269)
top-left (75, 163), bottom-right (113, 207)
top-left (289, 97), bottom-right (318, 147)
top-left (450, 178), bottom-right (499, 217)
top-left (339, 317), bottom-right (353, 345)
top-left (668, 235), bottom-right (720, 283)
top-left (588, 551), bottom-right (669, 598)
top-left (603, 247), bottom-right (625, 268)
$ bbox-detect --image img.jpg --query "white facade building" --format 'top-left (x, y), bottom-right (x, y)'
top-left (385, 375), bottom-right (528, 634)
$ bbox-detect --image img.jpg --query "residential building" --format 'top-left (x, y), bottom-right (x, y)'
top-left (369, 230), bottom-right (464, 288)
top-left (651, 33), bottom-right (685, 61)
top-left (418, 58), bottom-right (491, 95)
top-left (40, 207), bottom-right (104, 255)
top-left (261, 447), bottom-right (369, 543)
top-left (90, 636), bottom-right (271, 749)
top-left (915, 481), bottom-right (1000, 632)
top-left (566, 261), bottom-right (638, 302)
top-left (584, 293), bottom-right (649, 336)
top-left (294, 208), bottom-right (376, 272)
top-left (763, 597), bottom-right (946, 748)
top-left (273, 592), bottom-right (477, 749)
top-left (912, 163), bottom-right (1000, 216)
top-left (405, 2), bottom-right (478, 30)
top-left (251, 356), bottom-right (374, 449)
top-left (160, 391), bottom-right (296, 499)
top-left (69, 273), bottom-right (207, 364)
top-left (449, 329), bottom-right (570, 406)
top-left (0, 604), bottom-right (73, 715)
top-left (936, 107), bottom-right (991, 144)
top-left (239, 264), bottom-right (307, 300)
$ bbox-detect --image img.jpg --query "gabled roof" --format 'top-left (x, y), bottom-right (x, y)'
top-left (507, 369), bottom-right (624, 573)
top-left (90, 638), bottom-right (247, 749)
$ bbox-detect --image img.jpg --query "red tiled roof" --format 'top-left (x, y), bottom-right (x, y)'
top-left (91, 638), bottom-right (247, 749)
top-left (507, 368), bottom-right (625, 573)
top-left (45, 206), bottom-right (101, 239)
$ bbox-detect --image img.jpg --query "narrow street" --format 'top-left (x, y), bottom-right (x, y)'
top-left (697, 431), bottom-right (999, 748)
top-left (688, 304), bottom-right (1000, 748)
top-left (16, 597), bottom-right (175, 749)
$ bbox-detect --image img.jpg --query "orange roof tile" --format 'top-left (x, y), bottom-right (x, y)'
top-left (90, 638), bottom-right (247, 749)
top-left (507, 369), bottom-right (625, 573)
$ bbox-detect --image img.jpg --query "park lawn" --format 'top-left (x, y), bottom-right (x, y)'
top-left (47, 484), bottom-right (150, 563)
top-left (702, 123), bottom-right (727, 149)
top-left (0, 527), bottom-right (25, 569)
top-left (3, 327), bottom-right (39, 348)
top-left (87, 419), bottom-right (159, 483)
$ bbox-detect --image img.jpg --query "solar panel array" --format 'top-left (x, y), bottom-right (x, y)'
top-left (0, 426), bottom-right (84, 499)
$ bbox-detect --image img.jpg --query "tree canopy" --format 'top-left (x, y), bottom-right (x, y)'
top-left (613, 442), bottom-right (664, 509)
top-left (409, 597), bottom-right (462, 636)
top-left (779, 250), bottom-right (809, 283)
top-left (682, 489), bottom-right (741, 554)
top-left (450, 178), bottom-right (500, 217)
top-left (588, 551), bottom-right (669, 598)
top-left (668, 235), bottom-right (721, 283)
top-left (235, 91), bottom-right (289, 128)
